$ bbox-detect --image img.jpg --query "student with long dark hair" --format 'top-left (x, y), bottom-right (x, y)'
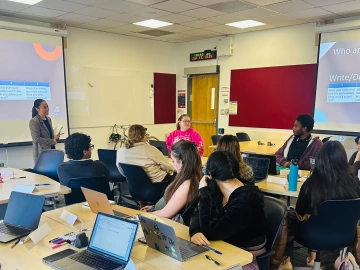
top-left (190, 151), bottom-right (266, 266)
top-left (141, 140), bottom-right (201, 220)
top-left (349, 136), bottom-right (360, 176)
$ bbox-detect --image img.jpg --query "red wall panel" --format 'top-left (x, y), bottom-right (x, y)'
top-left (154, 73), bottom-right (176, 124)
top-left (229, 64), bottom-right (317, 129)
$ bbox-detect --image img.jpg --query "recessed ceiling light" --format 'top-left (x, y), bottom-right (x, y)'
top-left (133, 19), bottom-right (173, 29)
top-left (8, 0), bottom-right (43, 4)
top-left (226, 20), bottom-right (265, 29)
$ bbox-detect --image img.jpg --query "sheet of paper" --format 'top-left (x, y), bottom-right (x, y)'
top-left (125, 259), bottom-right (138, 270)
top-left (13, 185), bottom-right (38, 194)
top-left (267, 175), bottom-right (287, 185)
top-left (229, 101), bottom-right (237, 115)
top-left (60, 209), bottom-right (83, 226)
top-left (0, 169), bottom-right (13, 176)
top-left (24, 223), bottom-right (52, 244)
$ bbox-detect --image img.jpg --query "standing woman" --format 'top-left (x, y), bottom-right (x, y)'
top-left (29, 99), bottom-right (60, 162)
top-left (166, 114), bottom-right (204, 156)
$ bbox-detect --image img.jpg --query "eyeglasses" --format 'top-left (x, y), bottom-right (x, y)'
top-left (89, 144), bottom-right (94, 150)
top-left (181, 120), bottom-right (191, 123)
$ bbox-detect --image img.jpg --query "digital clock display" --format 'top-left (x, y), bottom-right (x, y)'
top-left (190, 50), bottom-right (217, 61)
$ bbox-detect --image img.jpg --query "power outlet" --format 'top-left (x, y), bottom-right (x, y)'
top-left (0, 162), bottom-right (4, 167)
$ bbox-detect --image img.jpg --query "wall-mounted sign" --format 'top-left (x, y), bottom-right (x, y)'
top-left (190, 50), bottom-right (217, 61)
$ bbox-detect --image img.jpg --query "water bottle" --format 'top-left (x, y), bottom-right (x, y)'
top-left (288, 159), bottom-right (298, 192)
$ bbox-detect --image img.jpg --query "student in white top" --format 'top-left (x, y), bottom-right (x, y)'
top-left (116, 124), bottom-right (175, 183)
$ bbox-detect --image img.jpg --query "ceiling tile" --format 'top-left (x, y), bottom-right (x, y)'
top-left (229, 7), bottom-right (279, 19)
top-left (181, 19), bottom-right (219, 27)
top-left (160, 24), bottom-right (194, 32)
top-left (303, 0), bottom-right (353, 7)
top-left (181, 28), bottom-right (219, 36)
top-left (157, 13), bottom-right (196, 23)
top-left (36, 0), bottom-right (86, 12)
top-left (322, 1), bottom-right (360, 13)
top-left (126, 0), bottom-right (165, 5)
top-left (116, 23), bottom-right (150, 32)
top-left (102, 27), bottom-right (131, 34)
top-left (57, 13), bottom-right (99, 23)
top-left (74, 6), bottom-right (118, 17)
top-left (127, 6), bottom-right (171, 18)
top-left (152, 1), bottom-right (200, 13)
top-left (203, 24), bottom-right (244, 34)
top-left (205, 12), bottom-right (246, 24)
top-left (273, 19), bottom-right (306, 26)
top-left (206, 1), bottom-right (256, 13)
top-left (67, 0), bottom-right (108, 4)
top-left (156, 32), bottom-right (193, 40)
top-left (258, 14), bottom-right (297, 23)
top-left (77, 23), bottom-right (108, 30)
top-left (105, 12), bottom-right (146, 22)
top-left (0, 0), bottom-right (29, 12)
top-left (285, 7), bottom-right (332, 19)
top-left (266, 0), bottom-right (315, 13)
top-left (184, 0), bottom-right (232, 6)
top-left (96, 0), bottom-right (144, 12)
top-left (20, 7), bottom-right (67, 17)
top-left (243, 0), bottom-right (289, 6)
top-left (180, 7), bottom-right (225, 18)
top-left (87, 18), bottom-right (127, 27)
top-left (244, 24), bottom-right (276, 31)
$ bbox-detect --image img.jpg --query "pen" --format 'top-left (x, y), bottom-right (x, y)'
top-left (49, 237), bottom-right (60, 243)
top-left (10, 176), bottom-right (26, 179)
top-left (205, 255), bottom-right (221, 266)
top-left (35, 184), bottom-right (50, 186)
top-left (52, 242), bottom-right (69, 250)
top-left (11, 238), bottom-right (21, 248)
top-left (52, 238), bottom-right (63, 244)
top-left (78, 228), bottom-right (92, 232)
top-left (203, 245), bottom-right (222, 255)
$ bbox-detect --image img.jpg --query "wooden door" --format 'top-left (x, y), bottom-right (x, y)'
top-left (191, 74), bottom-right (219, 157)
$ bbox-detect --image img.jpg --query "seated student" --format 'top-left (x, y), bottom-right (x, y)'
top-left (116, 124), bottom-right (175, 183)
top-left (190, 151), bottom-right (266, 265)
top-left (58, 133), bottom-right (109, 186)
top-left (349, 135), bottom-right (360, 176)
top-left (280, 141), bottom-right (360, 269)
top-left (275, 114), bottom-right (322, 170)
top-left (141, 140), bottom-right (201, 220)
top-left (202, 135), bottom-right (253, 182)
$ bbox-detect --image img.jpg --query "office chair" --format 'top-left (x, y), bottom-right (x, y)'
top-left (118, 163), bottom-right (169, 204)
top-left (322, 136), bottom-right (331, 143)
top-left (64, 176), bottom-right (112, 205)
top-left (24, 149), bottom-right (64, 182)
top-left (97, 149), bottom-right (128, 205)
top-left (291, 199), bottom-right (360, 270)
top-left (236, 132), bottom-right (251, 142)
top-left (211, 135), bottom-right (222, 145)
top-left (257, 196), bottom-right (287, 270)
top-left (149, 140), bottom-right (169, 156)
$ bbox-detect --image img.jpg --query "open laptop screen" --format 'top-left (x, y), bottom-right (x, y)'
top-left (243, 157), bottom-right (270, 180)
top-left (89, 214), bottom-right (138, 262)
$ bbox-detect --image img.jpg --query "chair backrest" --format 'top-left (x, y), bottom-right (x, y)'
top-left (97, 149), bottom-right (126, 183)
top-left (33, 150), bottom-right (64, 182)
top-left (322, 136), bottom-right (331, 143)
top-left (64, 176), bottom-right (111, 205)
top-left (263, 196), bottom-right (287, 251)
top-left (293, 199), bottom-right (360, 251)
top-left (118, 163), bottom-right (167, 203)
top-left (211, 135), bottom-right (222, 145)
top-left (236, 132), bottom-right (251, 142)
top-left (149, 140), bottom-right (168, 157)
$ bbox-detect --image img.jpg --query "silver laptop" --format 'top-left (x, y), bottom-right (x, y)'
top-left (243, 157), bottom-right (270, 182)
top-left (81, 187), bottom-right (129, 219)
top-left (52, 212), bottom-right (138, 270)
top-left (139, 215), bottom-right (208, 262)
top-left (0, 191), bottom-right (45, 243)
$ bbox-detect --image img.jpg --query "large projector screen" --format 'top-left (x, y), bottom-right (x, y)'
top-left (314, 29), bottom-right (360, 135)
top-left (0, 29), bottom-right (68, 145)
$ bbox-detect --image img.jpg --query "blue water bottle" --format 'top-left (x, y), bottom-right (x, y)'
top-left (288, 159), bottom-right (298, 192)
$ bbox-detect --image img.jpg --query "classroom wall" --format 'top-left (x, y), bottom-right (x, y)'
top-left (1, 27), bottom-right (178, 169)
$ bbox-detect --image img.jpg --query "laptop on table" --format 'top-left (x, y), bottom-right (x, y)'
top-left (138, 215), bottom-right (208, 262)
top-left (245, 153), bottom-right (279, 175)
top-left (0, 191), bottom-right (45, 243)
top-left (243, 157), bottom-right (270, 182)
top-left (149, 140), bottom-right (169, 157)
top-left (52, 212), bottom-right (138, 270)
top-left (81, 187), bottom-right (129, 218)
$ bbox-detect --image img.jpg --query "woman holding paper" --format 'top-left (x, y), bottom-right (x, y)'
top-left (29, 99), bottom-right (61, 162)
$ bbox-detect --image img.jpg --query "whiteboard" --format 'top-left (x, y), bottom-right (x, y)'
top-left (66, 67), bottom-right (154, 128)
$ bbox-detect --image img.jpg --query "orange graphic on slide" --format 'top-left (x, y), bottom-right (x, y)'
top-left (33, 43), bottom-right (62, 61)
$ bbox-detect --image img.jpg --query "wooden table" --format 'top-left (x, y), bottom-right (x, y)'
top-left (43, 204), bottom-right (253, 269)
top-left (209, 140), bottom-right (285, 155)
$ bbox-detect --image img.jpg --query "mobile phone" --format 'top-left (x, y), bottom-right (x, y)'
top-left (138, 237), bottom-right (147, 244)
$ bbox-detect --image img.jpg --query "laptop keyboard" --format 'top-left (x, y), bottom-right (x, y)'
top-left (179, 246), bottom-right (199, 260)
top-left (0, 223), bottom-right (31, 236)
top-left (113, 211), bottom-right (129, 219)
top-left (69, 250), bottom-right (123, 270)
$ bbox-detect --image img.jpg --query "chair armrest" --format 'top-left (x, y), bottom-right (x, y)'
top-left (257, 250), bottom-right (275, 270)
top-left (23, 168), bottom-right (34, 173)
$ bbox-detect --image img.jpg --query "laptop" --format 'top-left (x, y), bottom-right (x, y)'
top-left (149, 140), bottom-right (169, 157)
top-left (81, 187), bottom-right (129, 219)
top-left (309, 156), bottom-right (316, 173)
top-left (244, 153), bottom-right (279, 175)
top-left (138, 215), bottom-right (208, 262)
top-left (243, 157), bottom-right (270, 182)
top-left (0, 191), bottom-right (45, 243)
top-left (52, 212), bottom-right (138, 270)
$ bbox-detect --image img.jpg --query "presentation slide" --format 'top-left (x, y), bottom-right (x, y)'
top-left (314, 29), bottom-right (360, 134)
top-left (0, 29), bottom-right (68, 144)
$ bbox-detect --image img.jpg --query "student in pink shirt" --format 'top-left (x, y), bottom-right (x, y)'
top-left (166, 114), bottom-right (204, 156)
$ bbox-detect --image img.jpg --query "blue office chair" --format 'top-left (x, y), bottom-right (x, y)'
top-left (257, 196), bottom-right (287, 270)
top-left (64, 176), bottom-right (111, 205)
top-left (236, 132), bottom-right (251, 142)
top-left (24, 149), bottom-right (64, 182)
top-left (291, 199), bottom-right (360, 269)
top-left (211, 135), bottom-right (222, 145)
top-left (118, 163), bottom-right (169, 204)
